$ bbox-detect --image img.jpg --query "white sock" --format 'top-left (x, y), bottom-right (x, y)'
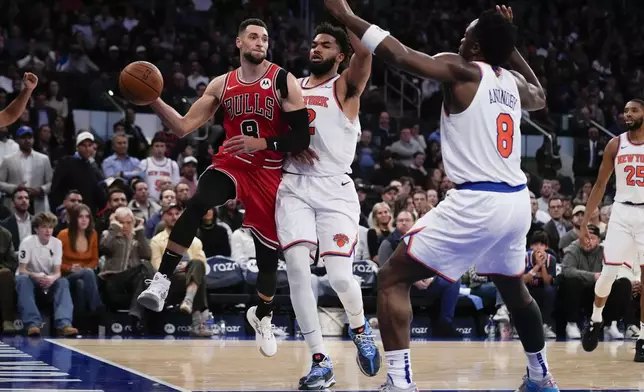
top-left (284, 246), bottom-right (327, 356)
top-left (639, 321), bottom-right (644, 341)
top-left (385, 349), bottom-right (413, 388)
top-left (324, 255), bottom-right (365, 329)
top-left (525, 347), bottom-right (549, 381)
top-left (591, 304), bottom-right (604, 323)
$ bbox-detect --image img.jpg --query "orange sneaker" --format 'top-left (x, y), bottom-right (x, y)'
top-left (57, 326), bottom-right (78, 337)
top-left (27, 326), bottom-right (41, 336)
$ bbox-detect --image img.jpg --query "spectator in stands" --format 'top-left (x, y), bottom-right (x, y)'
top-left (0, 225), bottom-right (17, 333)
top-left (543, 196), bottom-right (571, 257)
top-left (115, 108), bottom-right (148, 159)
top-left (218, 200), bottom-right (243, 233)
top-left (151, 203), bottom-right (212, 337)
top-left (389, 127), bottom-right (424, 167)
top-left (101, 133), bottom-right (141, 181)
top-left (537, 180), bottom-right (552, 212)
top-left (128, 180), bottom-right (161, 223)
top-left (372, 111), bottom-right (391, 147)
top-left (46, 80), bottom-right (68, 119)
top-left (408, 152), bottom-right (427, 187)
top-left (230, 227), bottom-right (255, 269)
top-left (197, 208), bottom-right (231, 258)
top-left (53, 190), bottom-right (82, 236)
top-left (0, 126), bottom-right (18, 166)
top-left (377, 210), bottom-right (414, 264)
top-left (58, 44), bottom-right (99, 73)
top-left (426, 189), bottom-right (438, 208)
top-left (145, 187), bottom-right (176, 238)
top-left (467, 266), bottom-right (505, 321)
top-left (560, 224), bottom-right (631, 339)
top-left (425, 140), bottom-right (442, 169)
top-left (2, 189), bottom-right (33, 251)
top-left (426, 168), bottom-right (442, 191)
top-left (99, 207), bottom-right (153, 331)
top-left (57, 203), bottom-right (102, 315)
top-left (372, 151), bottom-right (408, 187)
top-left (0, 126), bottom-right (53, 214)
top-left (600, 205), bottom-right (612, 225)
top-left (50, 132), bottom-right (106, 215)
top-left (95, 188), bottom-right (128, 235)
top-left (527, 193), bottom-right (546, 246)
top-left (588, 206), bottom-right (607, 234)
top-left (367, 202), bottom-right (393, 263)
top-left (175, 183), bottom-right (191, 208)
top-left (412, 190), bottom-right (431, 218)
top-left (139, 136), bottom-right (180, 202)
top-left (29, 92), bottom-right (57, 129)
top-left (15, 212), bottom-right (78, 337)
top-left (522, 231), bottom-right (557, 339)
top-left (560, 205), bottom-right (585, 251)
top-left (573, 127), bottom-right (605, 180)
top-left (410, 124), bottom-right (427, 151)
top-left (393, 195), bottom-right (414, 220)
top-left (179, 156), bottom-right (198, 197)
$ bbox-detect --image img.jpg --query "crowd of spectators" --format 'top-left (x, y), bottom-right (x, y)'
top-left (0, 0), bottom-right (642, 338)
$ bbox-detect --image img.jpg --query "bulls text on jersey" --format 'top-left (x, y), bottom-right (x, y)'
top-left (222, 93), bottom-right (275, 121)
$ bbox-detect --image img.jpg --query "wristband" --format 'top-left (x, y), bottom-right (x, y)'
top-left (361, 24), bottom-right (390, 54)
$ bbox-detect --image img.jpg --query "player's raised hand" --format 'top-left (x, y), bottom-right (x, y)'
top-left (324, 0), bottom-right (354, 18)
top-left (291, 148), bottom-right (319, 165)
top-left (496, 5), bottom-right (513, 23)
top-left (223, 135), bottom-right (266, 155)
top-left (23, 72), bottom-right (38, 91)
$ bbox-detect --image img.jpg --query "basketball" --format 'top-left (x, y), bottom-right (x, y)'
top-left (119, 61), bottom-right (163, 106)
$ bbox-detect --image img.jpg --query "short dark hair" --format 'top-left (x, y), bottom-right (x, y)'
top-left (313, 22), bottom-right (351, 59)
top-left (548, 195), bottom-right (564, 206)
top-left (630, 98), bottom-right (644, 107)
top-left (12, 188), bottom-right (28, 200)
top-left (529, 230), bottom-right (550, 248)
top-left (238, 18), bottom-right (267, 35)
top-left (472, 10), bottom-right (517, 67)
top-left (109, 188), bottom-right (126, 199)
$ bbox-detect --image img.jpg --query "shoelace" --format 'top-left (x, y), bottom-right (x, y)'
top-left (257, 317), bottom-right (274, 338)
top-left (305, 359), bottom-right (332, 380)
top-left (353, 332), bottom-right (377, 357)
top-left (143, 276), bottom-right (170, 295)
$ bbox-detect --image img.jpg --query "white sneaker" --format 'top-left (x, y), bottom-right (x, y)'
top-left (246, 306), bottom-right (277, 357)
top-left (604, 321), bottom-right (624, 340)
top-left (137, 272), bottom-right (171, 312)
top-left (566, 322), bottom-right (581, 339)
top-left (543, 324), bottom-right (556, 339)
top-left (493, 305), bottom-right (510, 323)
top-left (626, 324), bottom-right (640, 339)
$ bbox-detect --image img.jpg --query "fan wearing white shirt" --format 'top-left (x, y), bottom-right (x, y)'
top-left (139, 137), bottom-right (180, 202)
top-left (15, 212), bottom-right (78, 337)
top-left (0, 127), bottom-right (18, 166)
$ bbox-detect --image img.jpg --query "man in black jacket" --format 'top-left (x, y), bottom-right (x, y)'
top-left (0, 225), bottom-right (17, 333)
top-left (49, 132), bottom-right (106, 215)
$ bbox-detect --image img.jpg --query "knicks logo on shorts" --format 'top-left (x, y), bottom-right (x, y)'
top-left (333, 233), bottom-right (350, 248)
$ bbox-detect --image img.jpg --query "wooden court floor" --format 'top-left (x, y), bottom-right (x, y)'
top-left (51, 338), bottom-right (644, 391)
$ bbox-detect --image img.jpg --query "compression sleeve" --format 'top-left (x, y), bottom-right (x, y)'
top-left (265, 108), bottom-right (310, 154)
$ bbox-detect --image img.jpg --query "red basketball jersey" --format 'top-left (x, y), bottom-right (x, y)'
top-left (218, 62), bottom-right (288, 169)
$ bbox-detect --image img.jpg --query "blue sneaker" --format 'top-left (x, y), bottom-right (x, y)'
top-left (298, 354), bottom-right (335, 390)
top-left (348, 320), bottom-right (381, 377)
top-left (516, 374), bottom-right (559, 392)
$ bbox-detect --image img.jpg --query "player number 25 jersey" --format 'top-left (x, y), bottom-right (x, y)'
top-left (439, 61), bottom-right (526, 186)
top-left (282, 75), bottom-right (360, 176)
top-left (614, 132), bottom-right (644, 204)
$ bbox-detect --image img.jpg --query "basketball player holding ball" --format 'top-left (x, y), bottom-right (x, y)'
top-left (120, 18), bottom-right (310, 357)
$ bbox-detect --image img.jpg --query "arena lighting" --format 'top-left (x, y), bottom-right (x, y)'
top-left (107, 90), bottom-right (114, 96)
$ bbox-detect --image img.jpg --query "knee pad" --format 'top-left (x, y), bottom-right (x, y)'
top-left (284, 246), bottom-right (312, 291)
top-left (324, 255), bottom-right (356, 294)
top-left (595, 264), bottom-right (621, 298)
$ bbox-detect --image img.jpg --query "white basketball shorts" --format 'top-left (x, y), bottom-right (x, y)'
top-left (403, 186), bottom-right (531, 282)
top-left (276, 172), bottom-right (359, 258)
top-left (602, 202), bottom-right (644, 270)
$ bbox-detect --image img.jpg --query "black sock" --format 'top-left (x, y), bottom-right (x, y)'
top-left (255, 297), bottom-right (274, 320)
top-left (158, 250), bottom-right (183, 276)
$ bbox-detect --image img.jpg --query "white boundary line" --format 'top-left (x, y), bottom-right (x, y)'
top-left (45, 339), bottom-right (189, 392)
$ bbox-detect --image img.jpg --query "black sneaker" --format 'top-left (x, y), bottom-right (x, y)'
top-left (581, 321), bottom-right (603, 352)
top-left (634, 340), bottom-right (644, 362)
top-left (298, 353), bottom-right (335, 390)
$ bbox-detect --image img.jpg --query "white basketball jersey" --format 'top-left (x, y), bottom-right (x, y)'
top-left (282, 75), bottom-right (360, 176)
top-left (614, 133), bottom-right (644, 204)
top-left (440, 62), bottom-right (526, 186)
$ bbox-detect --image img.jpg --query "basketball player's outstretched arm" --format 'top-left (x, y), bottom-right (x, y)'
top-left (497, 6), bottom-right (546, 111)
top-left (580, 137), bottom-right (618, 243)
top-left (324, 0), bottom-right (479, 83)
top-left (150, 75), bottom-right (225, 137)
top-left (0, 73), bottom-right (37, 127)
top-left (339, 31), bottom-right (372, 102)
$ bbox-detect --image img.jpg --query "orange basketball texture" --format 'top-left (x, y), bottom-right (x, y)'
top-left (119, 62), bottom-right (163, 105)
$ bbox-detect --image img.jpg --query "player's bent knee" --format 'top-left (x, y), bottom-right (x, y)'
top-left (329, 277), bottom-right (351, 294)
top-left (595, 264), bottom-right (621, 298)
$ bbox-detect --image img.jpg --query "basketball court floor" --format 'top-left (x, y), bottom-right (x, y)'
top-left (0, 336), bottom-right (643, 392)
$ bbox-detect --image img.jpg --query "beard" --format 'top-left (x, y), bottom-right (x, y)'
top-left (243, 51), bottom-right (265, 65)
top-left (627, 118), bottom-right (643, 131)
top-left (309, 57), bottom-right (337, 76)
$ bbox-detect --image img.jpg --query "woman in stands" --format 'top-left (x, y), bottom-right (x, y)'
top-left (367, 202), bottom-right (394, 263)
top-left (58, 204), bottom-right (103, 316)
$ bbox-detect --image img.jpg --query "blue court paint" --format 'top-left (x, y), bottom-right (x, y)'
top-left (0, 337), bottom-right (183, 392)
